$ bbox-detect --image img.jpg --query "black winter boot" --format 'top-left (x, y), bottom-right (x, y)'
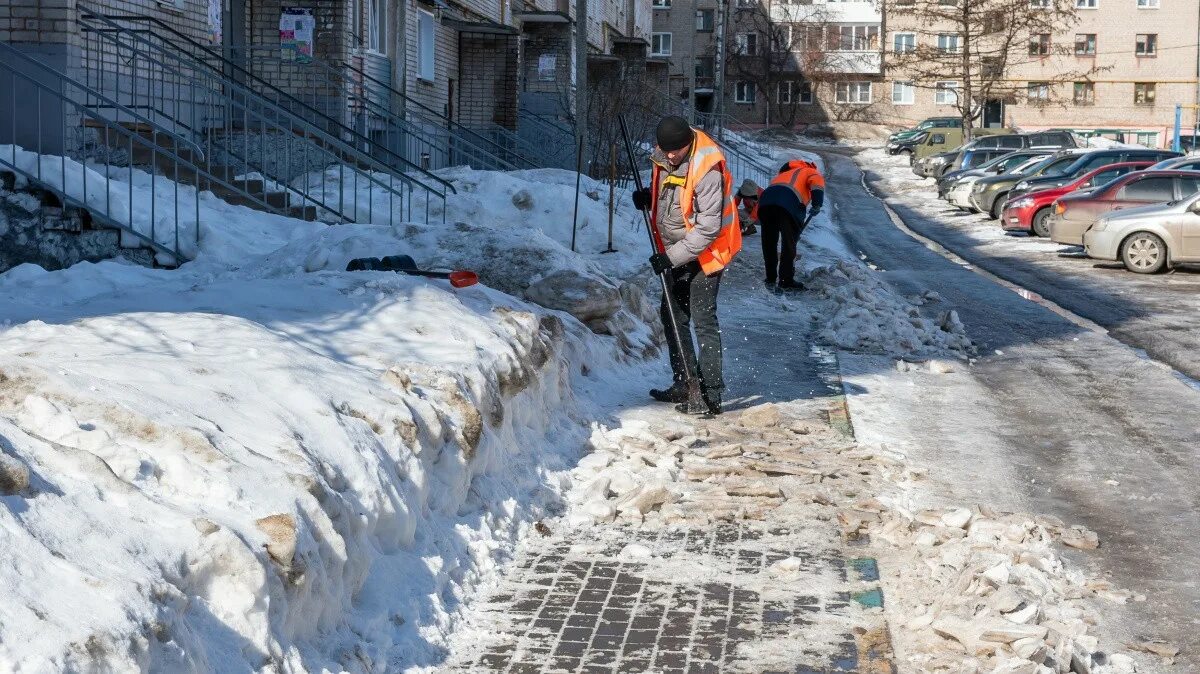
top-left (650, 383), bottom-right (688, 403)
top-left (676, 389), bottom-right (721, 416)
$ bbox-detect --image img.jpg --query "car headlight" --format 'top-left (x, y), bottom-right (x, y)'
top-left (931, 157), bottom-right (946, 165)
top-left (972, 183), bottom-right (986, 193)
top-left (1091, 217), bottom-right (1109, 232)
top-left (1015, 181), bottom-right (1030, 191)
top-left (1010, 197), bottom-right (1034, 209)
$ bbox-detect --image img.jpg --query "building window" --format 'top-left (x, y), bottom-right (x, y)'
top-left (1135, 131), bottom-right (1159, 146)
top-left (893, 32), bottom-right (915, 54)
top-left (1029, 33), bottom-right (1050, 56)
top-left (1029, 0), bottom-right (1050, 7)
top-left (892, 81), bottom-right (915, 105)
top-left (937, 34), bottom-right (961, 53)
top-left (417, 10), bottom-right (435, 82)
top-left (652, 0), bottom-right (670, 7)
top-left (778, 80), bottom-right (813, 104)
top-left (935, 81), bottom-right (959, 105)
top-left (1134, 82), bottom-right (1156, 105)
top-left (834, 25), bottom-right (879, 51)
top-left (1027, 81), bottom-right (1050, 102)
top-left (735, 81), bottom-right (756, 104)
top-left (1136, 0), bottom-right (1158, 6)
top-left (651, 32), bottom-right (672, 56)
top-left (695, 57), bottom-right (714, 79)
top-left (836, 81), bottom-right (872, 104)
top-left (1073, 81), bottom-right (1095, 104)
top-left (696, 9), bottom-right (714, 32)
top-left (367, 0), bottom-right (386, 52)
top-left (737, 33), bottom-right (759, 55)
top-left (1136, 34), bottom-right (1158, 56)
top-left (1074, 33), bottom-right (1096, 55)
top-left (1076, 0), bottom-right (1097, 7)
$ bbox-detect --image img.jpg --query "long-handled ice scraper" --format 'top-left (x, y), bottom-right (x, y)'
top-left (346, 255), bottom-right (479, 288)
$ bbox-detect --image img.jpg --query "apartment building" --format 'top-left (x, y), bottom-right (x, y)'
top-left (882, 0), bottom-right (1200, 146)
top-left (658, 0), bottom-right (1199, 147)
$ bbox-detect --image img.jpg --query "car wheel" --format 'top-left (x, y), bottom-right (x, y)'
top-left (1120, 232), bottom-right (1168, 274)
top-left (990, 193), bottom-right (1008, 220)
top-left (1031, 208), bottom-right (1053, 237)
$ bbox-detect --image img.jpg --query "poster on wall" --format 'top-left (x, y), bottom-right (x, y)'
top-left (537, 54), bottom-right (556, 82)
top-left (206, 0), bottom-right (221, 44)
top-left (280, 7), bottom-right (315, 63)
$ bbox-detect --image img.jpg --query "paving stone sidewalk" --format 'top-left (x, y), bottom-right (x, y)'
top-left (444, 389), bottom-right (896, 674)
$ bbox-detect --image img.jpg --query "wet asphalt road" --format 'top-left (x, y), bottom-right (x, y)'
top-left (805, 145), bottom-right (1200, 670)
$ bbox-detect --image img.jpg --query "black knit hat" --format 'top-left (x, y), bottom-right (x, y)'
top-left (656, 116), bottom-right (695, 152)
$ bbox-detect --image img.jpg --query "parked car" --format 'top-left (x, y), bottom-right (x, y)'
top-left (912, 128), bottom-right (1016, 163)
top-left (970, 150), bottom-right (1091, 218)
top-left (1145, 155), bottom-right (1200, 171)
top-left (1000, 162), bottom-right (1152, 236)
top-left (1050, 170), bottom-right (1200, 246)
top-left (936, 147), bottom-right (1016, 186)
top-left (1007, 148), bottom-right (1181, 203)
top-left (938, 150), bottom-right (1055, 198)
top-left (947, 155), bottom-right (1054, 210)
top-left (1083, 193), bottom-right (1200, 273)
top-left (891, 131), bottom-right (930, 157)
top-left (888, 117), bottom-right (962, 153)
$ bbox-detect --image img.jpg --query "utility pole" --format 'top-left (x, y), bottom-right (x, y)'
top-left (575, 0), bottom-right (588, 167)
top-left (712, 0), bottom-right (727, 139)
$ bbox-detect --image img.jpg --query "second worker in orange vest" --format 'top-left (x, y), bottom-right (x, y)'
top-left (631, 115), bottom-right (742, 416)
top-left (758, 159), bottom-right (825, 290)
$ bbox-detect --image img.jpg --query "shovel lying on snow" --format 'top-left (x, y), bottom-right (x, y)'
top-left (346, 255), bottom-right (479, 288)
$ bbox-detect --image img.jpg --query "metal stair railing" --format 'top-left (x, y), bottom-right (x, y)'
top-left (77, 8), bottom-right (449, 226)
top-left (79, 8), bottom-right (458, 198)
top-left (515, 109), bottom-right (577, 170)
top-left (334, 56), bottom-right (539, 171)
top-left (0, 40), bottom-right (247, 265)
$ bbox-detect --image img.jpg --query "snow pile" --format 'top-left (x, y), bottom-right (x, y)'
top-left (863, 495), bottom-right (1144, 673)
top-left (0, 155), bottom-right (662, 670)
top-left (804, 259), bottom-right (974, 359)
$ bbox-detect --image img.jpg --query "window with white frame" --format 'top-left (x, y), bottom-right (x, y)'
top-left (737, 32), bottom-right (759, 55)
top-left (1136, 33), bottom-right (1158, 56)
top-left (1076, 0), bottom-right (1097, 7)
top-left (417, 10), bottom-right (435, 81)
top-left (1027, 81), bottom-right (1051, 102)
top-left (696, 9), bottom-right (714, 31)
top-left (833, 25), bottom-right (879, 51)
top-left (1029, 0), bottom-right (1050, 7)
top-left (892, 81), bottom-right (915, 104)
top-left (652, 0), bottom-right (671, 7)
top-left (368, 0), bottom-right (386, 52)
top-left (1137, 0), bottom-right (1159, 6)
top-left (893, 32), bottom-right (915, 54)
top-left (735, 81), bottom-right (756, 103)
top-left (1134, 82), bottom-right (1156, 104)
top-left (651, 32), bottom-right (672, 55)
top-left (1135, 131), bottom-right (1159, 146)
top-left (935, 81), bottom-right (959, 104)
top-left (836, 81), bottom-right (872, 104)
top-left (937, 33), bottom-right (961, 53)
top-left (778, 80), bottom-right (813, 104)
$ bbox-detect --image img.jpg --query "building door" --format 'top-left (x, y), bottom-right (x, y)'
top-left (984, 99), bottom-right (1005, 128)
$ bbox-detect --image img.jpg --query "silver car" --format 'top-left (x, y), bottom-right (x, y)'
top-left (1083, 193), bottom-right (1200, 273)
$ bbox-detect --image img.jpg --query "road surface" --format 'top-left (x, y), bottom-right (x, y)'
top-left (807, 143), bottom-right (1200, 671)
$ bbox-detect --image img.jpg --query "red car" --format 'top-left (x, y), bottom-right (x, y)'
top-left (1001, 162), bottom-right (1152, 237)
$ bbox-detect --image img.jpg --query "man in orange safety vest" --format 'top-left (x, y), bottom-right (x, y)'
top-left (631, 116), bottom-right (742, 415)
top-left (758, 159), bottom-right (825, 291)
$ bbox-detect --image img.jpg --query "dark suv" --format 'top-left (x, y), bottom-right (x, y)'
top-left (1007, 148), bottom-right (1182, 203)
top-left (966, 130), bottom-right (1078, 152)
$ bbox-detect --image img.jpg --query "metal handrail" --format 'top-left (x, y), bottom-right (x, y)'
top-left (0, 41), bottom-right (196, 263)
top-left (77, 9), bottom-right (444, 225)
top-left (78, 7), bottom-right (455, 196)
top-left (225, 45), bottom-right (534, 172)
top-left (338, 58), bottom-right (540, 170)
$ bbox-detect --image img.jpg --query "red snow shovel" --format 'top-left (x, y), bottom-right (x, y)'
top-left (346, 255), bottom-right (479, 288)
top-left (619, 115), bottom-right (707, 416)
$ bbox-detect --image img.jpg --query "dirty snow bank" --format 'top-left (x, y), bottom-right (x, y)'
top-left (0, 160), bottom-right (658, 670)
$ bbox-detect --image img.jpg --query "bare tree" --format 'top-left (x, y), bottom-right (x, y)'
top-left (888, 0), bottom-right (1103, 139)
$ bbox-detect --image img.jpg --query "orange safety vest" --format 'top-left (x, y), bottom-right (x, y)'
top-left (650, 130), bottom-right (742, 275)
top-left (772, 160), bottom-right (826, 204)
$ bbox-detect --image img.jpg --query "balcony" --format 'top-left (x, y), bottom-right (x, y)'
top-left (770, 1), bottom-right (881, 24)
top-left (823, 49), bottom-right (881, 74)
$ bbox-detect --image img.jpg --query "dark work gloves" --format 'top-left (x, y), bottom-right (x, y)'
top-left (632, 188), bottom-right (651, 211)
top-left (649, 252), bottom-right (673, 274)
top-left (808, 188), bottom-right (825, 218)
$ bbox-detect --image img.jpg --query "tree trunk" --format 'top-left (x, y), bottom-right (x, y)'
top-left (960, 3), bottom-right (973, 141)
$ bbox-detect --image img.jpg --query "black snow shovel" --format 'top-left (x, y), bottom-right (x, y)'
top-left (346, 255), bottom-right (479, 288)
top-left (618, 115), bottom-right (708, 415)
